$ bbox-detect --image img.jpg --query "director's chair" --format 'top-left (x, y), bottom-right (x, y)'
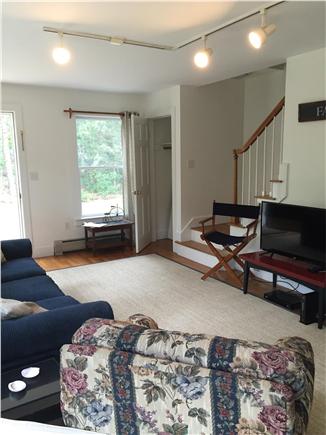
top-left (200, 202), bottom-right (260, 287)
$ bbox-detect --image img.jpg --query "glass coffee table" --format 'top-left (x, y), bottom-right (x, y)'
top-left (1, 358), bottom-right (62, 424)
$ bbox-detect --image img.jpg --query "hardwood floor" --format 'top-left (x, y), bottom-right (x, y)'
top-left (36, 239), bottom-right (278, 299)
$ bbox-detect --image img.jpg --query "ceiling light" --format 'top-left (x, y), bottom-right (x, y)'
top-left (194, 37), bottom-right (213, 69)
top-left (248, 9), bottom-right (276, 49)
top-left (52, 33), bottom-right (71, 65)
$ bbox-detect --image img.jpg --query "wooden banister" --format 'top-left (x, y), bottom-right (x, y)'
top-left (233, 97), bottom-right (285, 206)
top-left (235, 97), bottom-right (285, 156)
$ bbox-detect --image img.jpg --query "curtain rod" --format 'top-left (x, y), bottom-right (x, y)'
top-left (63, 108), bottom-right (139, 118)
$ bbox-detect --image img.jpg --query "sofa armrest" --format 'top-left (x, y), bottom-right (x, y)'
top-left (1, 238), bottom-right (32, 260)
top-left (1, 301), bottom-right (114, 365)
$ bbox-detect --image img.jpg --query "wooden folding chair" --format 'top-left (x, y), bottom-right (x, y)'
top-left (200, 202), bottom-right (260, 287)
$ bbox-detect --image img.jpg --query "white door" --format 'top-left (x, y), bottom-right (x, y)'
top-left (0, 111), bottom-right (25, 239)
top-left (131, 116), bottom-right (151, 253)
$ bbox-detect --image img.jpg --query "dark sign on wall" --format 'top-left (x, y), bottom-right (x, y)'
top-left (298, 100), bottom-right (326, 122)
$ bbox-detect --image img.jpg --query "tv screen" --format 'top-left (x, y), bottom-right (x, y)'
top-left (261, 202), bottom-right (326, 266)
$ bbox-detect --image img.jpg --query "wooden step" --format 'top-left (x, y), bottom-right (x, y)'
top-left (255, 194), bottom-right (276, 200)
top-left (191, 223), bottom-right (230, 233)
top-left (270, 179), bottom-right (283, 183)
top-left (175, 240), bottom-right (227, 256)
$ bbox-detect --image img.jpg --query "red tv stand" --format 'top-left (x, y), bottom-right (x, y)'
top-left (241, 252), bottom-right (326, 329)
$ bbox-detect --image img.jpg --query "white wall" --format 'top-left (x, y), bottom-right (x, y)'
top-left (179, 79), bottom-right (244, 230)
top-left (2, 83), bottom-right (147, 256)
top-left (242, 68), bottom-right (285, 140)
top-left (283, 48), bottom-right (326, 208)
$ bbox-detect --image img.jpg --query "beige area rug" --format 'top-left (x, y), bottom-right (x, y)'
top-left (49, 254), bottom-right (325, 434)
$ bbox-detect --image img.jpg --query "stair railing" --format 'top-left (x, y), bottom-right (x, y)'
top-left (233, 97), bottom-right (285, 207)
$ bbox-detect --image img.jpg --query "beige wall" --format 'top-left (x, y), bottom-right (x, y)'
top-left (242, 69), bottom-right (285, 141)
top-left (180, 79), bottom-right (244, 228)
top-left (283, 48), bottom-right (326, 208)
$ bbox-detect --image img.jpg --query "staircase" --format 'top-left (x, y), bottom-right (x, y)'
top-left (234, 97), bottom-right (287, 206)
top-left (174, 97), bottom-right (287, 273)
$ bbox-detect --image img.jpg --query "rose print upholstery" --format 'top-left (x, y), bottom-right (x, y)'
top-left (61, 316), bottom-right (314, 435)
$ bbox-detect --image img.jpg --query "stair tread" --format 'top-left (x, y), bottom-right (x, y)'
top-left (175, 240), bottom-right (227, 256)
top-left (255, 194), bottom-right (276, 200)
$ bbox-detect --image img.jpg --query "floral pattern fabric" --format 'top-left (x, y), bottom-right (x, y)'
top-left (61, 318), bottom-right (314, 435)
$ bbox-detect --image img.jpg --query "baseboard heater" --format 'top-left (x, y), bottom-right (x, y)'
top-left (54, 233), bottom-right (120, 255)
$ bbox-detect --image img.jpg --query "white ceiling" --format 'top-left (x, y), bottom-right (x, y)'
top-left (2, 1), bottom-right (325, 93)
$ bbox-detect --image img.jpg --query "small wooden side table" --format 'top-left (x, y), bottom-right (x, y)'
top-left (84, 220), bottom-right (133, 255)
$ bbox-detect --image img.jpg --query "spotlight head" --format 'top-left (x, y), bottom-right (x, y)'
top-left (52, 46), bottom-right (71, 64)
top-left (194, 48), bottom-right (213, 68)
top-left (248, 28), bottom-right (267, 49)
top-left (248, 9), bottom-right (276, 49)
top-left (52, 33), bottom-right (71, 65)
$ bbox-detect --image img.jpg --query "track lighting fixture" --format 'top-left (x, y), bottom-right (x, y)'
top-left (52, 33), bottom-right (71, 65)
top-left (44, 1), bottom-right (283, 68)
top-left (248, 9), bottom-right (276, 49)
top-left (194, 36), bottom-right (213, 69)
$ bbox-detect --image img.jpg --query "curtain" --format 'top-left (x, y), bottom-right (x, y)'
top-left (121, 112), bottom-right (134, 221)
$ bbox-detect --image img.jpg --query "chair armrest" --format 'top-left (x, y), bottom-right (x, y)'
top-left (245, 219), bottom-right (259, 237)
top-left (199, 217), bottom-right (214, 235)
top-left (1, 301), bottom-right (114, 365)
top-left (199, 217), bottom-right (213, 225)
top-left (1, 238), bottom-right (32, 260)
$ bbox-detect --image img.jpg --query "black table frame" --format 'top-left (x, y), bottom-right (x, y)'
top-left (243, 258), bottom-right (325, 329)
top-left (1, 358), bottom-right (61, 423)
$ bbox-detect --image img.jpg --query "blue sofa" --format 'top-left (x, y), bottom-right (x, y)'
top-left (1, 238), bottom-right (114, 370)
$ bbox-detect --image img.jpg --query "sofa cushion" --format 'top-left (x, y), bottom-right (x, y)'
top-left (1, 257), bottom-right (45, 283)
top-left (1, 239), bottom-right (32, 260)
top-left (1, 275), bottom-right (64, 302)
top-left (37, 295), bottom-right (79, 310)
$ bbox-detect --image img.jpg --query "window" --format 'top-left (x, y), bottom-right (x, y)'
top-left (76, 116), bottom-right (124, 217)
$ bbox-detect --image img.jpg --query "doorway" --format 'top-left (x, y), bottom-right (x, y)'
top-left (0, 111), bottom-right (26, 239)
top-left (149, 116), bottom-right (172, 241)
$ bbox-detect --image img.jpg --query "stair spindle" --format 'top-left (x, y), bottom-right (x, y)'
top-left (270, 116), bottom-right (275, 196)
top-left (255, 137), bottom-right (259, 201)
top-left (248, 146), bottom-right (251, 204)
top-left (241, 153), bottom-right (245, 205)
top-left (280, 106), bottom-right (284, 164)
top-left (262, 128), bottom-right (267, 196)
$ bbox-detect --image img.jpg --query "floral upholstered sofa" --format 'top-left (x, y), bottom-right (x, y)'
top-left (60, 316), bottom-right (314, 435)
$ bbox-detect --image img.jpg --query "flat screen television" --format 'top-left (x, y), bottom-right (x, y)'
top-left (260, 202), bottom-right (326, 267)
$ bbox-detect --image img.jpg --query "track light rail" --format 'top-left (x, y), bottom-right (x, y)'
top-left (43, 1), bottom-right (285, 52)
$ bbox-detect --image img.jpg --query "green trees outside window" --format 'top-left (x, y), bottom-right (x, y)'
top-left (76, 116), bottom-right (124, 217)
